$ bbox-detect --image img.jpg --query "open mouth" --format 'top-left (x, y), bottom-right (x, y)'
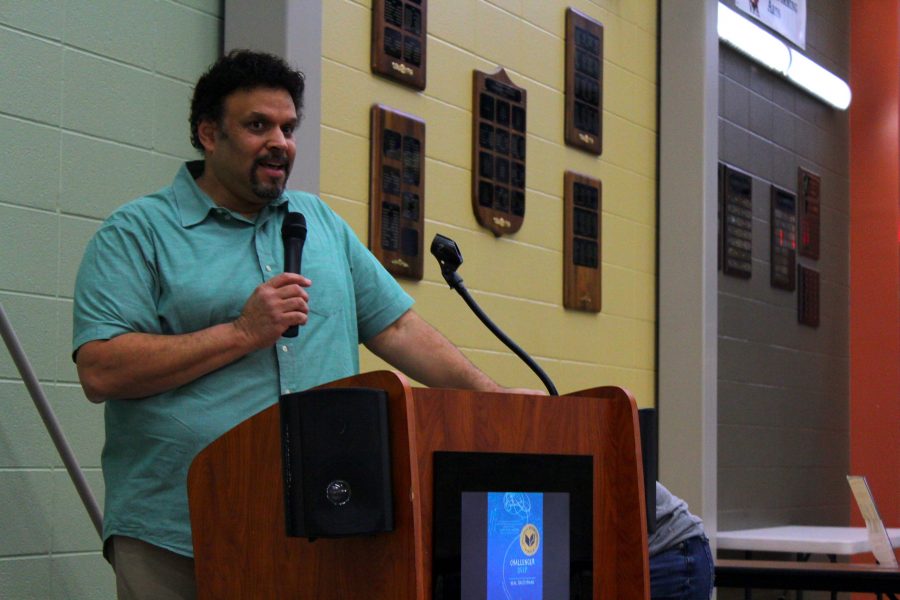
top-left (256, 158), bottom-right (287, 178)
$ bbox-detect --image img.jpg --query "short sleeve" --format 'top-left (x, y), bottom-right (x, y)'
top-left (72, 216), bottom-right (161, 359)
top-left (341, 220), bottom-right (414, 342)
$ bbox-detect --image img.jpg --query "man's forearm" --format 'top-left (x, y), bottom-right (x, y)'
top-left (76, 272), bottom-right (311, 403)
top-left (365, 310), bottom-right (504, 392)
top-left (75, 324), bottom-right (257, 403)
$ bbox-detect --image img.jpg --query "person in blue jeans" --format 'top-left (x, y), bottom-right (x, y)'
top-left (648, 482), bottom-right (715, 599)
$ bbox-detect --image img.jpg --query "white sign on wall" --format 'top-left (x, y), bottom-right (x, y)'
top-left (735, 0), bottom-right (806, 49)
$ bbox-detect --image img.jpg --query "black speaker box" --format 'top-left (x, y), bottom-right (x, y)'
top-left (638, 407), bottom-right (658, 534)
top-left (279, 387), bottom-right (394, 539)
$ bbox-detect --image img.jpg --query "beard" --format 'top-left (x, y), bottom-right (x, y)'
top-left (250, 172), bottom-right (285, 199)
top-left (250, 153), bottom-right (291, 200)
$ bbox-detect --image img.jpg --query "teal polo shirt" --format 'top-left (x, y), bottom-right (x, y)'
top-left (72, 161), bottom-right (413, 556)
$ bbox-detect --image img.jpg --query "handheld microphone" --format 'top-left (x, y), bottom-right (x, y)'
top-left (430, 234), bottom-right (559, 395)
top-left (282, 212), bottom-right (307, 338)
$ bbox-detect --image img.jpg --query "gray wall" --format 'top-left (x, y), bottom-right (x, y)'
top-left (224, 0), bottom-right (322, 196)
top-left (717, 1), bottom-right (851, 530)
top-left (658, 0), bottom-right (719, 532)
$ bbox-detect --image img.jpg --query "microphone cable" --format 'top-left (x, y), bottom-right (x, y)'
top-left (431, 234), bottom-right (559, 396)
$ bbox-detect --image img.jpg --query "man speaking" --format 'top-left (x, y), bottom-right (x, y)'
top-left (73, 50), bottom-right (536, 600)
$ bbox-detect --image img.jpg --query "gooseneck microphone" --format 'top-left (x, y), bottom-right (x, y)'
top-left (282, 212), bottom-right (308, 338)
top-left (430, 234), bottom-right (559, 396)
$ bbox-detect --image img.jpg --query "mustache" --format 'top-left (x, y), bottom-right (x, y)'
top-left (255, 151), bottom-right (289, 167)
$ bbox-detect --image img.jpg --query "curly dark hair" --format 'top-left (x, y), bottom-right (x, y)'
top-left (189, 49), bottom-right (306, 151)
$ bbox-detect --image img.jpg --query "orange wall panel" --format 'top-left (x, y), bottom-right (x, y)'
top-left (849, 0), bottom-right (900, 534)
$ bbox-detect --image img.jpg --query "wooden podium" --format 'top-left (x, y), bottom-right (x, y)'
top-left (187, 370), bottom-right (649, 599)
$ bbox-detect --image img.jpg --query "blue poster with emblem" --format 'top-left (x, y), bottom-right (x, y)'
top-left (486, 492), bottom-right (543, 600)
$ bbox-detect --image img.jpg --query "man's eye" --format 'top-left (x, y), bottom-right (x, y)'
top-left (248, 121), bottom-right (265, 131)
top-left (282, 125), bottom-right (295, 136)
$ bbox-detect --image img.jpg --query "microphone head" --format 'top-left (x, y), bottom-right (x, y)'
top-left (430, 234), bottom-right (465, 289)
top-left (430, 234), bottom-right (463, 272)
top-left (282, 212), bottom-right (307, 241)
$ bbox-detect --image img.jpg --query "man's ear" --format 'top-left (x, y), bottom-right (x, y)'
top-left (197, 119), bottom-right (218, 153)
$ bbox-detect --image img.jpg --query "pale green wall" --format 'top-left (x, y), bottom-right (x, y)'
top-left (0, 1), bottom-right (221, 597)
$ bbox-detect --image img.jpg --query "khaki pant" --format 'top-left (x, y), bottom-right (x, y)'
top-left (108, 536), bottom-right (197, 600)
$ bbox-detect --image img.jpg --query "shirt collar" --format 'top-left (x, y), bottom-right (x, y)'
top-left (174, 160), bottom-right (289, 227)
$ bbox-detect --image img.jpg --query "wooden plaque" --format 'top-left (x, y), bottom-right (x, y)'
top-left (797, 264), bottom-right (820, 327)
top-left (564, 171), bottom-right (602, 312)
top-left (770, 185), bottom-right (797, 291)
top-left (369, 104), bottom-right (425, 280)
top-left (720, 164), bottom-right (753, 278)
top-left (798, 167), bottom-right (821, 260)
top-left (472, 67), bottom-right (527, 236)
top-left (565, 8), bottom-right (603, 155)
top-left (371, 0), bottom-right (427, 90)
top-left (718, 163), bottom-right (724, 271)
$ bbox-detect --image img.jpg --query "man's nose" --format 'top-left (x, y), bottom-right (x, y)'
top-left (268, 128), bottom-right (288, 149)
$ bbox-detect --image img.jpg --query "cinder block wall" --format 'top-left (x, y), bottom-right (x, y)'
top-left (717, 0), bottom-right (851, 531)
top-left (322, 0), bottom-right (660, 402)
top-left (0, 1), bottom-right (221, 597)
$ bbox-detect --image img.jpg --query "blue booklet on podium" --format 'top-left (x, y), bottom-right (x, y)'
top-left (486, 492), bottom-right (544, 599)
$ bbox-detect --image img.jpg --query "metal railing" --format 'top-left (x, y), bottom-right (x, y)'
top-left (0, 302), bottom-right (103, 538)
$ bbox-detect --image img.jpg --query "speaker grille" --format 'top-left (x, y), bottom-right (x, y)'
top-left (280, 387), bottom-right (394, 538)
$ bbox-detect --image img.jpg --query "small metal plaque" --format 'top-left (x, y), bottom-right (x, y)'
top-left (797, 265), bottom-right (820, 327)
top-left (369, 104), bottom-right (425, 279)
top-left (564, 171), bottom-right (601, 312)
top-left (798, 167), bottom-right (820, 260)
top-left (371, 0), bottom-right (427, 90)
top-left (472, 67), bottom-right (527, 236)
top-left (565, 8), bottom-right (603, 155)
top-left (720, 164), bottom-right (753, 278)
top-left (770, 185), bottom-right (797, 291)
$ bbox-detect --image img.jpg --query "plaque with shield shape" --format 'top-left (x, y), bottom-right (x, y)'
top-left (371, 0), bottom-right (427, 90)
top-left (369, 104), bottom-right (425, 280)
top-left (473, 68), bottom-right (527, 237)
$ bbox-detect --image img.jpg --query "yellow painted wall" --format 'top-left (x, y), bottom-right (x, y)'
top-left (321, 0), bottom-right (658, 406)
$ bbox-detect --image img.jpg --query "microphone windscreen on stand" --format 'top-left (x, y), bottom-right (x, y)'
top-left (282, 212), bottom-right (307, 338)
top-left (430, 234), bottom-right (558, 395)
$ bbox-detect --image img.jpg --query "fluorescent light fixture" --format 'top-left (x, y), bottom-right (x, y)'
top-left (718, 3), bottom-right (790, 73)
top-left (717, 2), bottom-right (851, 110)
top-left (786, 50), bottom-right (852, 110)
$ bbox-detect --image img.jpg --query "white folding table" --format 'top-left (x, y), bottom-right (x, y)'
top-left (718, 525), bottom-right (900, 557)
top-left (717, 526), bottom-right (900, 600)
